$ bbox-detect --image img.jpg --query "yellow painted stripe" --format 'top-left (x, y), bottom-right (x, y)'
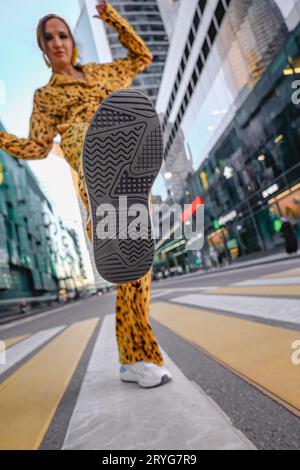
top-left (0, 334), bottom-right (30, 351)
top-left (150, 302), bottom-right (300, 415)
top-left (0, 318), bottom-right (99, 450)
top-left (263, 271), bottom-right (300, 279)
top-left (207, 285), bottom-right (300, 297)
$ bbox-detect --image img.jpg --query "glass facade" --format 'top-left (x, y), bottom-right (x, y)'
top-left (104, 0), bottom-right (169, 104)
top-left (185, 18), bottom-right (300, 261)
top-left (0, 127), bottom-right (87, 304)
top-left (156, 0), bottom-right (300, 270)
top-left (186, 0), bottom-right (291, 170)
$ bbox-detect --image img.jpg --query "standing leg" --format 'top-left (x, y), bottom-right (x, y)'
top-left (77, 143), bottom-right (165, 367)
top-left (116, 268), bottom-right (164, 366)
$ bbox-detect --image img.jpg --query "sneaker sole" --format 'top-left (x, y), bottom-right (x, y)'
top-left (121, 374), bottom-right (171, 388)
top-left (82, 90), bottom-right (163, 284)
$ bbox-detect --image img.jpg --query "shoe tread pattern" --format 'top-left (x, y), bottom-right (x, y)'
top-left (82, 90), bottom-right (163, 284)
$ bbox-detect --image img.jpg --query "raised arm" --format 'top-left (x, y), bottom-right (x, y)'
top-left (0, 89), bottom-right (57, 160)
top-left (96, 2), bottom-right (153, 77)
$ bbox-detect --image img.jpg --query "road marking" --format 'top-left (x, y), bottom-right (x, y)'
top-left (170, 294), bottom-right (300, 324)
top-left (151, 288), bottom-right (218, 302)
top-left (151, 289), bottom-right (174, 299)
top-left (2, 334), bottom-right (30, 350)
top-left (162, 287), bottom-right (218, 292)
top-left (0, 299), bottom-right (92, 333)
top-left (206, 285), bottom-right (300, 298)
top-left (0, 318), bottom-right (99, 450)
top-left (62, 315), bottom-right (254, 450)
top-left (151, 287), bottom-right (217, 298)
top-left (263, 269), bottom-right (300, 278)
top-left (150, 302), bottom-right (300, 416)
top-left (232, 277), bottom-right (300, 286)
top-left (0, 326), bottom-right (65, 377)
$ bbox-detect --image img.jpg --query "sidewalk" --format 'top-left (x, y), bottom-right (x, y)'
top-left (200, 250), bottom-right (300, 277)
top-left (62, 314), bottom-right (255, 450)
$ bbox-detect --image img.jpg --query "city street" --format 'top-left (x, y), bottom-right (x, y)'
top-left (0, 256), bottom-right (299, 450)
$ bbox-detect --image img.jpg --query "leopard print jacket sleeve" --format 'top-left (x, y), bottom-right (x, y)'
top-left (0, 2), bottom-right (153, 160)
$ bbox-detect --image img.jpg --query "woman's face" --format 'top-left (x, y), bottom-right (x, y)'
top-left (43, 18), bottom-right (74, 68)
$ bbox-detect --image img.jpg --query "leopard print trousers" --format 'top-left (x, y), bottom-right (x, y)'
top-left (62, 123), bottom-right (165, 366)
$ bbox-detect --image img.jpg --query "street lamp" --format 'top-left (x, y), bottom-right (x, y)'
top-left (164, 172), bottom-right (173, 180)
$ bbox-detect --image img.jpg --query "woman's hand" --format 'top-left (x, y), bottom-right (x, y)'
top-left (93, 0), bottom-right (108, 19)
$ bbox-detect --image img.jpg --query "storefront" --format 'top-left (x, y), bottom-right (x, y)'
top-left (181, 22), bottom-right (300, 262)
top-left (268, 183), bottom-right (300, 238)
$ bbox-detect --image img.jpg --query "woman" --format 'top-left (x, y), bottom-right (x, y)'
top-left (0, 0), bottom-right (171, 387)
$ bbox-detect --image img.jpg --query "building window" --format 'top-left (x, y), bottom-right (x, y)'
top-left (180, 57), bottom-right (185, 73)
top-left (184, 44), bottom-right (190, 61)
top-left (192, 69), bottom-right (198, 85)
top-left (215, 1), bottom-right (226, 26)
top-left (202, 37), bottom-right (210, 60)
top-left (196, 55), bottom-right (203, 75)
top-left (208, 19), bottom-right (217, 44)
top-left (198, 0), bottom-right (207, 14)
top-left (188, 29), bottom-right (195, 48)
top-left (193, 9), bottom-right (200, 31)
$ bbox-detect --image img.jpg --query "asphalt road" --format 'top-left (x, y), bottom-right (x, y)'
top-left (0, 256), bottom-right (299, 450)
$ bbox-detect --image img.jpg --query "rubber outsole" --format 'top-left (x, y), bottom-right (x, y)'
top-left (82, 90), bottom-right (163, 284)
top-left (121, 374), bottom-right (171, 388)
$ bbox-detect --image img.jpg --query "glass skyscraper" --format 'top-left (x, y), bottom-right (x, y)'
top-left (155, 0), bottom-right (300, 269)
top-left (103, 0), bottom-right (169, 105)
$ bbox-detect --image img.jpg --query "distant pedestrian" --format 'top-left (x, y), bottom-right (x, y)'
top-left (218, 250), bottom-right (225, 267)
top-left (280, 217), bottom-right (298, 254)
top-left (209, 246), bottom-right (219, 268)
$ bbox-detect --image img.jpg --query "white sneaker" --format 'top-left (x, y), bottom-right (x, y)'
top-left (140, 361), bottom-right (172, 380)
top-left (120, 361), bottom-right (172, 388)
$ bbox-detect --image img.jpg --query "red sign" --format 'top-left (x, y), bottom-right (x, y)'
top-left (181, 196), bottom-right (204, 223)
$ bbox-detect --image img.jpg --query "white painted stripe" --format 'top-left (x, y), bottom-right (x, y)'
top-left (280, 267), bottom-right (300, 274)
top-left (169, 287), bottom-right (218, 292)
top-left (151, 287), bottom-right (218, 298)
top-left (171, 295), bottom-right (300, 325)
top-left (0, 299), bottom-right (91, 333)
top-left (151, 289), bottom-right (177, 299)
top-left (0, 326), bottom-right (65, 376)
top-left (151, 288), bottom-right (217, 301)
top-left (87, 315), bottom-right (112, 373)
top-left (232, 277), bottom-right (300, 286)
top-left (62, 315), bottom-right (254, 450)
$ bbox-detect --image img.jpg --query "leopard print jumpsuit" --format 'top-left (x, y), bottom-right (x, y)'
top-left (0, 3), bottom-right (165, 366)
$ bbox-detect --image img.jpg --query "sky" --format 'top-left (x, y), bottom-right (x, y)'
top-left (0, 0), bottom-right (98, 281)
top-left (0, 0), bottom-right (81, 135)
